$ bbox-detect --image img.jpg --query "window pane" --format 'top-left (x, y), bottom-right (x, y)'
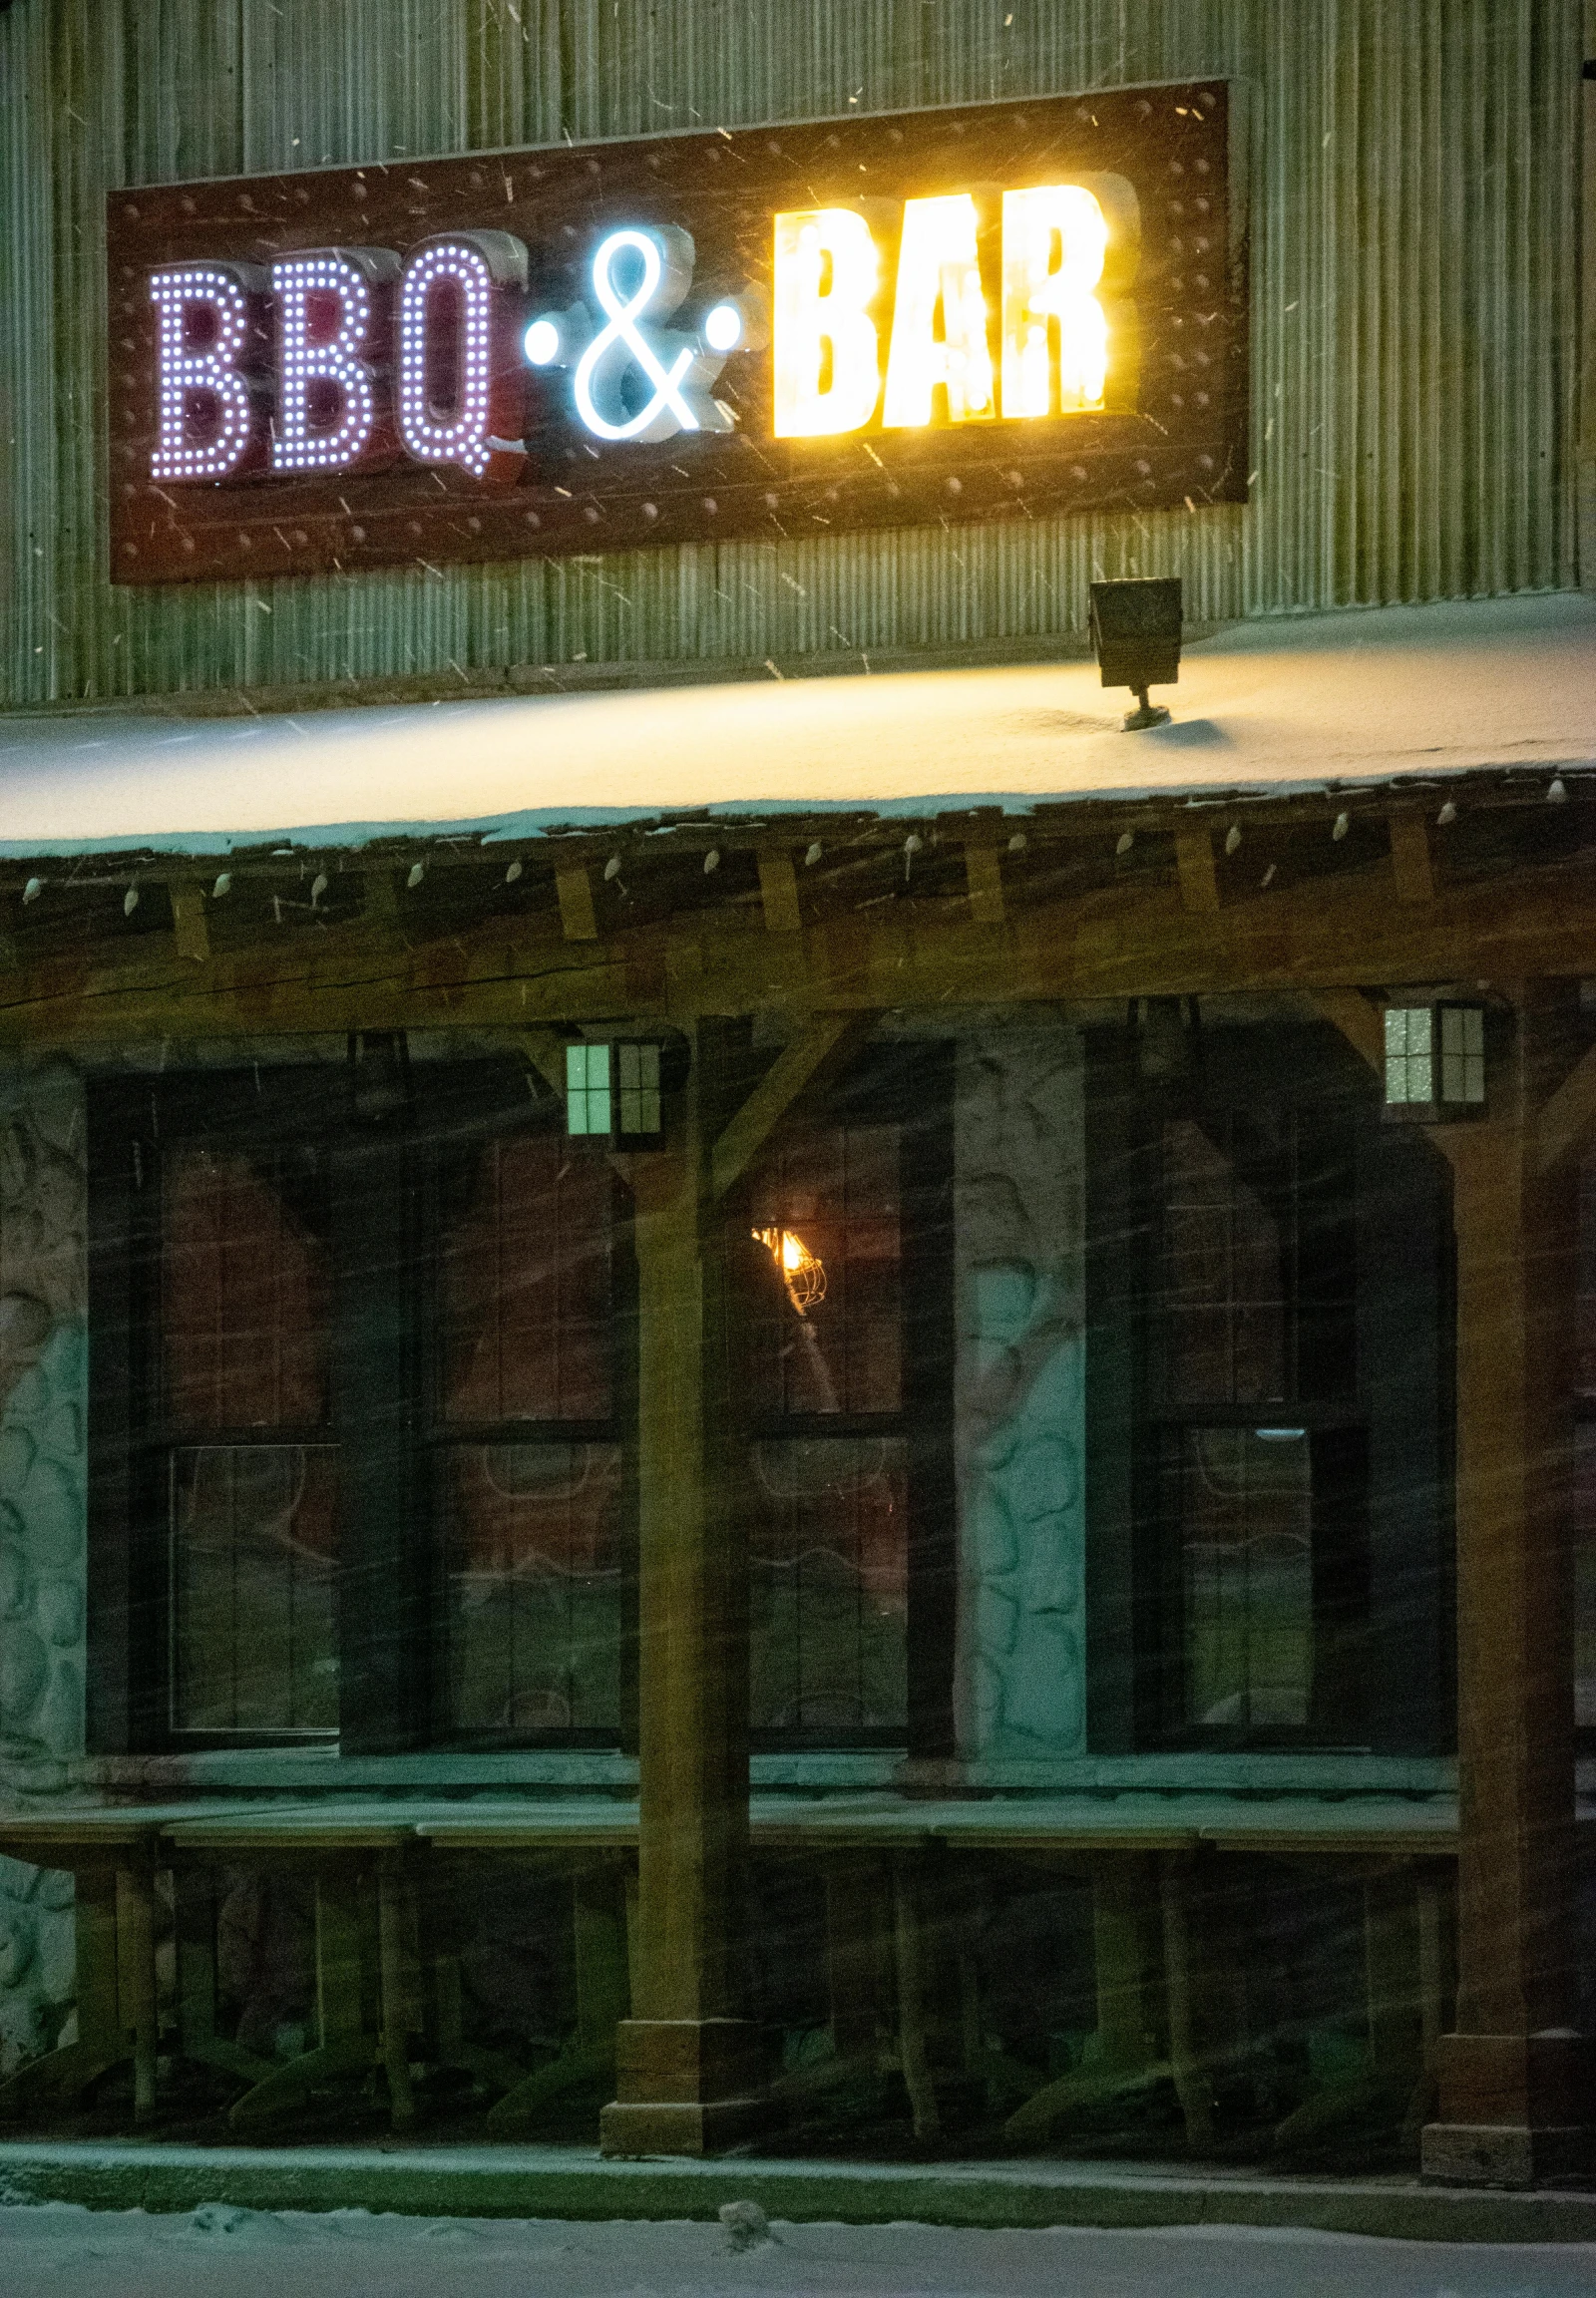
top-left (1163, 1118), bottom-right (1288, 1408)
top-left (171, 1444), bottom-right (338, 1732)
top-left (1576, 1161), bottom-right (1596, 1399)
top-left (163, 1148), bottom-right (330, 1428)
top-left (748, 1123), bottom-right (901, 1417)
top-left (445, 1441), bottom-right (622, 1733)
top-left (439, 1133), bottom-right (611, 1422)
top-left (1575, 1425), bottom-right (1596, 1733)
top-left (1172, 1426), bottom-right (1313, 1731)
top-left (748, 1436), bottom-right (908, 1733)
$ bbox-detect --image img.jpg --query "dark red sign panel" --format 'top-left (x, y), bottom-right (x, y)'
top-left (106, 82), bottom-right (1245, 585)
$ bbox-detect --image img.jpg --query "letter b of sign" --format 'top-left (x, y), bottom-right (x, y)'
top-left (149, 262), bottom-right (270, 481)
top-left (270, 247), bottom-right (402, 474)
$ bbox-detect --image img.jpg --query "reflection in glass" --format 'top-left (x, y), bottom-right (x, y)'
top-left (163, 1147), bottom-right (330, 1428)
top-left (1574, 1424), bottom-right (1596, 1732)
top-left (171, 1444), bottom-right (338, 1732)
top-left (446, 1441), bottom-right (622, 1733)
top-left (1163, 1118), bottom-right (1287, 1408)
top-left (747, 1124), bottom-right (901, 1419)
top-left (748, 1436), bottom-right (907, 1733)
top-left (439, 1133), bottom-right (611, 1424)
top-left (1173, 1427), bottom-right (1313, 1730)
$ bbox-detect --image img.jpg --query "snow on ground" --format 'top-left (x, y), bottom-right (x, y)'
top-left (1, 2193), bottom-right (1594, 2298)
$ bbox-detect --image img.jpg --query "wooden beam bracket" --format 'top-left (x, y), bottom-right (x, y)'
top-left (710, 1011), bottom-right (870, 1201)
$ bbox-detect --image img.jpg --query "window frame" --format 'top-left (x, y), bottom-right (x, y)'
top-left (87, 1057), bottom-right (635, 1757)
top-left (738, 1041), bottom-right (957, 1756)
top-left (1083, 1015), bottom-right (1455, 1757)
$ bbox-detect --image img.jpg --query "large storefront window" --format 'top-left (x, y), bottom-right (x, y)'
top-left (438, 1134), bottom-right (622, 1735)
top-left (89, 1061), bottom-right (628, 1752)
top-left (162, 1145), bottom-right (338, 1735)
top-left (1154, 1104), bottom-right (1365, 1740)
top-left (1086, 1018), bottom-right (1451, 1755)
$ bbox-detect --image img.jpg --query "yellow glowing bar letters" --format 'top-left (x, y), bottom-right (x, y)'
top-left (771, 207), bottom-right (882, 438)
top-left (773, 182), bottom-right (1134, 436)
top-left (999, 185), bottom-right (1112, 418)
top-left (881, 193), bottom-right (995, 428)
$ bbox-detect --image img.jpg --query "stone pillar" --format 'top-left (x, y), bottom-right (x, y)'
top-left (1421, 993), bottom-right (1592, 2183)
top-left (1, 1064), bottom-right (88, 2077)
top-left (953, 1027), bottom-right (1087, 1761)
top-left (599, 1040), bottom-right (760, 2154)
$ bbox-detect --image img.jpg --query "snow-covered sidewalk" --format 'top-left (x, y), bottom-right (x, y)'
top-left (3, 2193), bottom-right (1596, 2298)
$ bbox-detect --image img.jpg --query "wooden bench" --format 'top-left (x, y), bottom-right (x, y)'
top-left (0, 1789), bottom-right (1479, 2140)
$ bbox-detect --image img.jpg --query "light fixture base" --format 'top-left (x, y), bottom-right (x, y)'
top-left (1122, 692), bottom-right (1171, 731)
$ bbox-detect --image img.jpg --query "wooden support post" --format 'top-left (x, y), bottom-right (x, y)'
top-left (892, 1855), bottom-right (940, 2142)
top-left (757, 851), bottom-right (802, 934)
top-left (171, 885), bottom-right (210, 963)
top-left (1090, 1852), bottom-right (1161, 2072)
top-left (116, 1849), bottom-right (159, 2123)
top-left (377, 1857), bottom-right (417, 2129)
top-left (964, 845), bottom-right (1005, 926)
top-left (825, 1858), bottom-right (886, 2064)
top-left (574, 1865), bottom-right (630, 2053)
top-left (557, 865), bottom-right (598, 942)
top-left (1174, 827), bottom-right (1220, 915)
top-left (1421, 990), bottom-right (1592, 2183)
top-left (1364, 1866), bottom-right (1423, 2101)
top-left (1388, 811), bottom-right (1435, 904)
top-left (600, 1022), bottom-right (762, 2155)
top-left (1159, 1854), bottom-right (1215, 2147)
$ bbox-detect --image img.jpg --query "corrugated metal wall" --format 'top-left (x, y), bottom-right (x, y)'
top-left (0, 0), bottom-right (1582, 707)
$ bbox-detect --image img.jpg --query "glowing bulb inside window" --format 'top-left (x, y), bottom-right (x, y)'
top-left (771, 207), bottom-right (881, 438)
top-left (999, 185), bottom-right (1114, 418)
top-left (753, 1226), bottom-right (827, 1316)
top-left (882, 193), bottom-right (995, 428)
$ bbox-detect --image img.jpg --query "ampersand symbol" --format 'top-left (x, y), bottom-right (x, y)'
top-left (574, 228), bottom-right (703, 442)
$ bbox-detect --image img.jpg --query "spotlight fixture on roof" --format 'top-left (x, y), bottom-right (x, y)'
top-left (1088, 575), bottom-right (1182, 731)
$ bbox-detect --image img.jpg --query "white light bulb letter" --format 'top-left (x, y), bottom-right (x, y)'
top-left (573, 228), bottom-right (703, 444)
top-left (772, 207), bottom-right (881, 438)
top-left (149, 263), bottom-right (265, 482)
top-left (270, 247), bottom-right (398, 474)
top-left (1000, 183), bottom-right (1137, 419)
top-left (396, 231), bottom-right (529, 483)
top-left (882, 194), bottom-right (995, 429)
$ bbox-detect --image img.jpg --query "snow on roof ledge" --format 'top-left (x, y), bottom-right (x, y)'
top-left (2, 591), bottom-right (1592, 861)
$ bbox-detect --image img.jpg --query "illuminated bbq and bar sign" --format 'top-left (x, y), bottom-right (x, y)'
top-left (106, 82), bottom-right (1243, 583)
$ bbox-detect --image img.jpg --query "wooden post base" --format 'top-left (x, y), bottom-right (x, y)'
top-left (1421, 2033), bottom-right (1593, 2185)
top-left (598, 2017), bottom-right (764, 2157)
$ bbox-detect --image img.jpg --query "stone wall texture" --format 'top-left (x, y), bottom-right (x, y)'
top-left (954, 1028), bottom-right (1087, 1761)
top-left (0, 1063), bottom-right (88, 2073)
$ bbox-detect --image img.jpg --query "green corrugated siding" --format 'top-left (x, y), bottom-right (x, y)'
top-left (0, 0), bottom-right (1582, 707)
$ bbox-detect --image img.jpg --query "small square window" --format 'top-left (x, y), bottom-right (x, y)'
top-left (1386, 1002), bottom-right (1485, 1115)
top-left (1384, 1005), bottom-right (1432, 1107)
top-left (617, 1041), bottom-right (661, 1138)
top-left (566, 1041), bottom-right (611, 1137)
top-left (1439, 1003), bottom-right (1485, 1105)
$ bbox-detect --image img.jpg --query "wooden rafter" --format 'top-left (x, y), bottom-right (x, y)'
top-left (1535, 1039), bottom-right (1596, 1174)
top-left (710, 1012), bottom-right (869, 1201)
